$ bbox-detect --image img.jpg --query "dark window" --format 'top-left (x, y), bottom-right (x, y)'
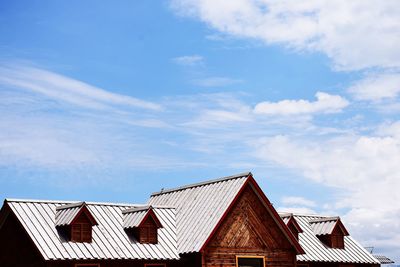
top-left (331, 234), bottom-right (344, 249)
top-left (139, 216), bottom-right (158, 244)
top-left (237, 257), bottom-right (264, 267)
top-left (71, 213), bottom-right (93, 243)
top-left (75, 264), bottom-right (100, 267)
top-left (145, 264), bottom-right (166, 267)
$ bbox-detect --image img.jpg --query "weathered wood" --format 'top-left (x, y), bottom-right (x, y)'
top-left (203, 184), bottom-right (297, 267)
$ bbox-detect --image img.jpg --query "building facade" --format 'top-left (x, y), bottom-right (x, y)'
top-left (0, 172), bottom-right (380, 267)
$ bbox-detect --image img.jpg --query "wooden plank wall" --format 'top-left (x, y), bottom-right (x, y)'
top-left (203, 185), bottom-right (297, 267)
top-left (0, 209), bottom-right (45, 267)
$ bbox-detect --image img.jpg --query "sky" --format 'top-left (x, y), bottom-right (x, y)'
top-left (0, 0), bottom-right (400, 263)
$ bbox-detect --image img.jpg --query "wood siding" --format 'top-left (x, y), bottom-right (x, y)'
top-left (0, 209), bottom-right (44, 267)
top-left (202, 185), bottom-right (297, 267)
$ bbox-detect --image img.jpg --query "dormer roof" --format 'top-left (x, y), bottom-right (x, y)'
top-left (2, 199), bottom-right (179, 261)
top-left (278, 213), bottom-right (379, 264)
top-left (122, 205), bottom-right (163, 229)
top-left (309, 216), bottom-right (349, 236)
top-left (280, 213), bottom-right (303, 233)
top-left (55, 201), bottom-right (98, 227)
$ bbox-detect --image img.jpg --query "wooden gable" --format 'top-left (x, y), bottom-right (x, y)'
top-left (203, 184), bottom-right (297, 267)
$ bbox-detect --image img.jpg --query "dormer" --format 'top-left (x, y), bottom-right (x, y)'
top-left (281, 213), bottom-right (303, 240)
top-left (55, 202), bottom-right (98, 243)
top-left (122, 205), bottom-right (162, 244)
top-left (310, 216), bottom-right (349, 249)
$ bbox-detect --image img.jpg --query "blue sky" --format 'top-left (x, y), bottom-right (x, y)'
top-left (1, 0), bottom-right (400, 262)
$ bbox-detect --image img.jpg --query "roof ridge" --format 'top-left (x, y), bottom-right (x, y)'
top-left (56, 201), bottom-right (85, 210)
top-left (5, 198), bottom-right (142, 207)
top-left (309, 216), bottom-right (340, 223)
top-left (150, 172), bottom-right (252, 196)
top-left (284, 212), bottom-right (337, 217)
top-left (122, 205), bottom-right (175, 214)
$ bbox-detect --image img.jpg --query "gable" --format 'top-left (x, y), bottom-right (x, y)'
top-left (207, 185), bottom-right (293, 250)
top-left (149, 172), bottom-right (303, 255)
top-left (148, 173), bottom-right (250, 254)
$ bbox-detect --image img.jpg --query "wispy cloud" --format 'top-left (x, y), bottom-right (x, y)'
top-left (0, 64), bottom-right (161, 111)
top-left (348, 72), bottom-right (400, 101)
top-left (172, 55), bottom-right (204, 66)
top-left (192, 76), bottom-right (243, 87)
top-left (254, 92), bottom-right (349, 115)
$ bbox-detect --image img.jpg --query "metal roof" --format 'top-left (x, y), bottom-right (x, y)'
top-left (286, 214), bottom-right (380, 264)
top-left (5, 199), bottom-right (179, 261)
top-left (148, 172), bottom-right (250, 254)
top-left (55, 205), bottom-right (81, 226)
top-left (123, 206), bottom-right (162, 229)
top-left (310, 217), bottom-right (340, 236)
top-left (373, 254), bottom-right (395, 264)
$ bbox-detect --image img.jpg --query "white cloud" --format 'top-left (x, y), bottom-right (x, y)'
top-left (173, 55), bottom-right (204, 66)
top-left (278, 206), bottom-right (317, 215)
top-left (281, 196), bottom-right (316, 207)
top-left (192, 76), bottom-right (243, 87)
top-left (0, 64), bottom-right (161, 111)
top-left (254, 92), bottom-right (349, 115)
top-left (349, 72), bottom-right (400, 101)
top-left (170, 0), bottom-right (400, 71)
top-left (254, 126), bottom-right (400, 260)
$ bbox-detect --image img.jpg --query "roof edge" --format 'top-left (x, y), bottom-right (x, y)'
top-left (56, 202), bottom-right (85, 210)
top-left (5, 198), bottom-right (143, 207)
top-left (151, 172), bottom-right (252, 196)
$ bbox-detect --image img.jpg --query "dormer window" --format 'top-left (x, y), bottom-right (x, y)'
top-left (123, 205), bottom-right (162, 244)
top-left (55, 202), bottom-right (98, 243)
top-left (281, 213), bottom-right (303, 240)
top-left (310, 216), bottom-right (349, 249)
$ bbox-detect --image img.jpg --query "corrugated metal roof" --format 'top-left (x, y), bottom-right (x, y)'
top-left (290, 214), bottom-right (379, 264)
top-left (122, 206), bottom-right (164, 229)
top-left (373, 254), bottom-right (395, 264)
top-left (148, 172), bottom-right (250, 254)
top-left (123, 209), bottom-right (148, 229)
top-left (55, 206), bottom-right (81, 226)
top-left (309, 217), bottom-right (340, 236)
top-left (5, 199), bottom-right (179, 261)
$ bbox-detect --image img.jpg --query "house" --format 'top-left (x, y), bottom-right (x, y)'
top-left (280, 213), bottom-right (380, 267)
top-left (0, 172), bottom-right (303, 267)
top-left (0, 172), bottom-right (381, 267)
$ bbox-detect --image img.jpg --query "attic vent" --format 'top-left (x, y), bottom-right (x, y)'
top-left (310, 217), bottom-right (349, 249)
top-left (122, 205), bottom-right (162, 244)
top-left (55, 202), bottom-right (98, 243)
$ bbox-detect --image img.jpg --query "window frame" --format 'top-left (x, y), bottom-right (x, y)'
top-left (71, 222), bottom-right (92, 243)
top-left (236, 255), bottom-right (266, 267)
